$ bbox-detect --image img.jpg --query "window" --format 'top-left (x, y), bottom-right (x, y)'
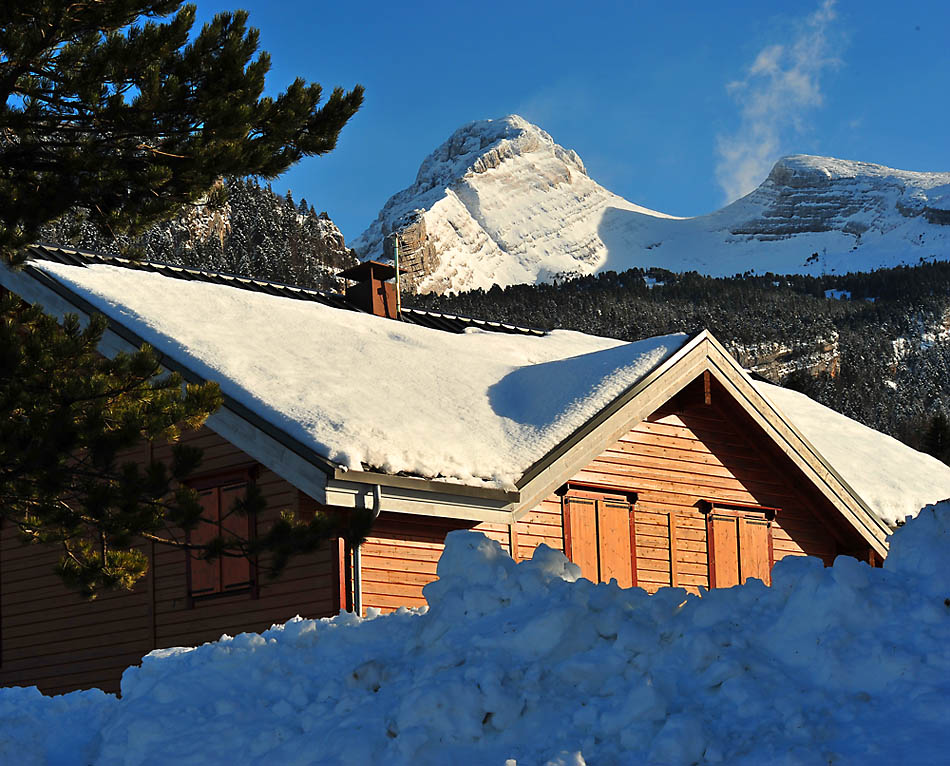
top-left (562, 489), bottom-right (636, 587)
top-left (187, 474), bottom-right (256, 599)
top-left (702, 501), bottom-right (776, 587)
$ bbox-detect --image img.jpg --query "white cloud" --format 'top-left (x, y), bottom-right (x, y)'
top-left (716, 0), bottom-right (841, 203)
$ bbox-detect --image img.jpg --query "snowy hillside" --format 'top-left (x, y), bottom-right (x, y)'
top-left (355, 116), bottom-right (950, 293)
top-left (7, 505), bottom-right (950, 765)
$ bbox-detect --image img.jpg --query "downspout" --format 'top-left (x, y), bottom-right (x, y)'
top-left (352, 484), bottom-right (383, 615)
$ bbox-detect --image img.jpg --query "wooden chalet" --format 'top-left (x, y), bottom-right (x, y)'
top-left (0, 244), bottom-right (939, 695)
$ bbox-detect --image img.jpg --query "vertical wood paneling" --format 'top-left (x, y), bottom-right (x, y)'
top-left (219, 483), bottom-right (252, 592)
top-left (598, 500), bottom-right (633, 587)
top-left (564, 497), bottom-right (598, 583)
top-left (708, 515), bottom-right (740, 588)
top-left (189, 489), bottom-right (220, 596)
top-left (739, 517), bottom-right (771, 585)
top-left (668, 512), bottom-right (679, 587)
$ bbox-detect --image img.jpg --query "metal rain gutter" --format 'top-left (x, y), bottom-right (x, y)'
top-left (352, 484), bottom-right (383, 615)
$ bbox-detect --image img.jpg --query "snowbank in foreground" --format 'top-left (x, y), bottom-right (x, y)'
top-left (6, 506), bottom-right (950, 765)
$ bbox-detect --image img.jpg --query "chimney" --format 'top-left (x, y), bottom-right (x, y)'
top-left (337, 260), bottom-right (403, 319)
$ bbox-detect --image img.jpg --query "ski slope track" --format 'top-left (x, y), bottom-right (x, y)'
top-left (354, 116), bottom-right (950, 293)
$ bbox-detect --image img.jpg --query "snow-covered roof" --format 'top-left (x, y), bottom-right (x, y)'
top-left (33, 260), bottom-right (686, 489)
top-left (20, 255), bottom-right (950, 526)
top-left (755, 382), bottom-right (950, 527)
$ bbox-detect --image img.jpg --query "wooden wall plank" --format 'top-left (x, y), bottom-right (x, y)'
top-left (0, 424), bottom-right (338, 695)
top-left (597, 500), bottom-right (633, 587)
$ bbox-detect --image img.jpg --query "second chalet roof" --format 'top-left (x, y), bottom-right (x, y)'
top-left (28, 255), bottom-right (687, 489)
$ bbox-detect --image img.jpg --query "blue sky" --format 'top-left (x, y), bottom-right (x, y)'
top-left (193, 0), bottom-right (950, 240)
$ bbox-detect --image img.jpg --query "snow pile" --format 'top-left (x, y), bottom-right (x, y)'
top-left (6, 509), bottom-right (950, 763)
top-left (0, 686), bottom-right (114, 766)
top-left (757, 381), bottom-right (950, 525)
top-left (356, 116), bottom-right (950, 293)
top-left (33, 260), bottom-right (686, 488)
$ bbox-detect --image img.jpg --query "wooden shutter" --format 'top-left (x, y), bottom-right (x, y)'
top-left (707, 508), bottom-right (774, 588)
top-left (564, 496), bottom-right (598, 582)
top-left (738, 516), bottom-right (771, 585)
top-left (219, 483), bottom-right (252, 591)
top-left (189, 489), bottom-right (220, 596)
top-left (707, 513), bottom-right (741, 589)
top-left (597, 499), bottom-right (633, 587)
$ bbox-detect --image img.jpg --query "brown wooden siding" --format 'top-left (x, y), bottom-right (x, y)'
top-left (573, 393), bottom-right (851, 593)
top-left (0, 427), bottom-right (339, 695)
top-left (1, 377), bottom-right (872, 690)
top-left (358, 386), bottom-right (860, 610)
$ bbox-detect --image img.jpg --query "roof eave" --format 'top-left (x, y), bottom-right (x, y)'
top-left (0, 259), bottom-right (341, 487)
top-left (700, 334), bottom-right (890, 554)
top-left (326, 470), bottom-right (518, 525)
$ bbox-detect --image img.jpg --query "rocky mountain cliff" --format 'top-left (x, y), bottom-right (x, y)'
top-left (355, 116), bottom-right (950, 294)
top-left (352, 116), bottom-right (675, 293)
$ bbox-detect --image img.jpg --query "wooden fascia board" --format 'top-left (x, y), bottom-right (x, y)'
top-left (332, 468), bottom-right (519, 502)
top-left (512, 335), bottom-right (713, 519)
top-left (0, 262), bottom-right (337, 500)
top-left (701, 337), bottom-right (890, 556)
top-left (324, 478), bottom-right (516, 525)
top-left (516, 331), bottom-right (709, 489)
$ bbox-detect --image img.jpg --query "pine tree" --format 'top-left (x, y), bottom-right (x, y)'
top-left (0, 296), bottom-right (219, 595)
top-left (922, 411), bottom-right (950, 465)
top-left (0, 2), bottom-right (366, 594)
top-left (0, 1), bottom-right (363, 255)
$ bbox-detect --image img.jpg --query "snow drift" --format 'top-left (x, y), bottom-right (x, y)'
top-left (6, 503), bottom-right (950, 765)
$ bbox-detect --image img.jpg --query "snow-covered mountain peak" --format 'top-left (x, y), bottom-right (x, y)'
top-left (767, 154), bottom-right (950, 191)
top-left (354, 116), bottom-right (950, 294)
top-left (352, 115), bottom-right (668, 293)
top-left (411, 115), bottom-right (587, 196)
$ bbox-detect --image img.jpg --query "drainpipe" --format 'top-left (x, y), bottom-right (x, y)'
top-left (352, 485), bottom-right (383, 615)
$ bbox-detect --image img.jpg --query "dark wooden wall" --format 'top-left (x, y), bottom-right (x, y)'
top-left (0, 426), bottom-right (338, 695)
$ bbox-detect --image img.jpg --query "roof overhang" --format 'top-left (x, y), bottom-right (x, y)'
top-left (324, 469), bottom-right (518, 525)
top-left (0, 259), bottom-right (337, 504)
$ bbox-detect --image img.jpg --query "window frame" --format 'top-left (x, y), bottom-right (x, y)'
top-left (699, 500), bottom-right (778, 588)
top-left (560, 484), bottom-right (638, 588)
top-left (185, 465), bottom-right (259, 605)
